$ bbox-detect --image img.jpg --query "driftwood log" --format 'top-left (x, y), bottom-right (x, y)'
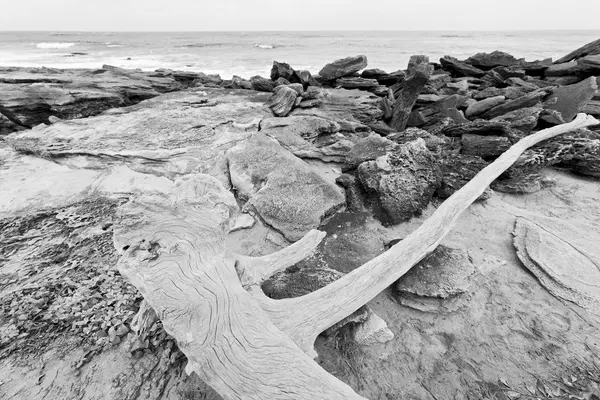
top-left (113, 114), bottom-right (599, 399)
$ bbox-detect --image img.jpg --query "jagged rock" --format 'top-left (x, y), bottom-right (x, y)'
top-left (465, 95), bottom-right (506, 118)
top-left (482, 88), bottom-right (551, 119)
top-left (544, 76), bottom-right (583, 86)
top-left (407, 55), bottom-right (432, 75)
top-left (555, 37), bottom-right (600, 63)
top-left (466, 51), bottom-right (522, 69)
top-left (250, 75), bottom-right (277, 92)
top-left (318, 55), bottom-right (368, 81)
top-left (521, 58), bottom-right (553, 75)
top-left (291, 87), bottom-right (383, 127)
top-left (298, 98), bottom-right (323, 108)
top-left (262, 243), bottom-right (393, 345)
top-left (193, 72), bottom-right (223, 86)
top-left (226, 133), bottom-right (344, 241)
top-left (481, 69), bottom-right (506, 87)
top-left (267, 86), bottom-right (298, 117)
top-left (439, 56), bottom-right (486, 78)
top-left (436, 154), bottom-right (489, 198)
top-left (492, 172), bottom-right (556, 194)
top-left (491, 105), bottom-right (543, 133)
top-left (441, 120), bottom-right (513, 137)
top-left (544, 62), bottom-right (580, 77)
top-left (395, 245), bottom-right (476, 312)
top-left (494, 66), bottom-right (527, 80)
top-left (389, 56), bottom-right (432, 131)
top-left (274, 83), bottom-right (304, 96)
top-left (357, 139), bottom-right (441, 225)
top-left (576, 54), bottom-right (600, 75)
top-left (544, 76), bottom-right (598, 122)
top-left (270, 61), bottom-right (298, 82)
top-left (582, 99), bottom-right (600, 116)
top-left (362, 69), bottom-right (405, 86)
top-left (539, 108), bottom-right (566, 125)
top-left (506, 77), bottom-right (539, 91)
top-left (461, 134), bottom-right (511, 158)
top-left (302, 86), bottom-right (323, 100)
top-left (407, 94), bottom-right (468, 128)
top-left (261, 115), bottom-right (358, 163)
top-left (513, 214), bottom-right (600, 315)
top-left (507, 129), bottom-right (600, 177)
top-left (295, 69), bottom-right (319, 88)
top-left (0, 65), bottom-right (193, 131)
top-left (231, 75), bottom-right (252, 89)
top-left (343, 133), bottom-right (398, 171)
top-left (335, 77), bottom-right (379, 90)
top-left (386, 127), bottom-right (448, 153)
top-left (474, 86), bottom-right (525, 101)
top-left (275, 77), bottom-right (291, 86)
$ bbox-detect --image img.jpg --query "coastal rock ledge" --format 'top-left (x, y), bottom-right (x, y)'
top-left (1, 37), bottom-right (600, 400)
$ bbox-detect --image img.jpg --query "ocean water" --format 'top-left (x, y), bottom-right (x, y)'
top-left (1, 31), bottom-right (599, 79)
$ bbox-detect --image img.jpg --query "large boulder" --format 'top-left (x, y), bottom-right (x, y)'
top-left (343, 133), bottom-right (398, 171)
top-left (318, 55), bottom-right (368, 81)
top-left (466, 51), bottom-right (522, 69)
top-left (544, 76), bottom-right (598, 122)
top-left (226, 133), bottom-right (345, 241)
top-left (390, 55), bottom-right (432, 131)
top-left (250, 75), bottom-right (277, 92)
top-left (357, 139), bottom-right (441, 225)
top-left (270, 61), bottom-right (298, 83)
top-left (267, 86), bottom-right (298, 117)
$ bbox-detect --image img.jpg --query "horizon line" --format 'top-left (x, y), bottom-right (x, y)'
top-left (2, 29), bottom-right (600, 33)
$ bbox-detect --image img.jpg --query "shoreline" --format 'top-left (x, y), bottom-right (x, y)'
top-left (1, 37), bottom-right (600, 399)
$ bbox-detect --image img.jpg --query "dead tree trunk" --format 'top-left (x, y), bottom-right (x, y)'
top-left (114, 114), bottom-right (599, 399)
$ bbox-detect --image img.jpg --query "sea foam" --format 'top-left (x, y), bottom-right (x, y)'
top-left (36, 42), bottom-right (76, 49)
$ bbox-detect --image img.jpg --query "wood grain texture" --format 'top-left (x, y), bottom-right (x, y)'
top-left (114, 175), bottom-right (363, 400)
top-left (259, 114), bottom-right (600, 354)
top-left (114, 114), bottom-right (598, 400)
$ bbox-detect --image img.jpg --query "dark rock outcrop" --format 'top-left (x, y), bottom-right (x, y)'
top-left (555, 37), bottom-right (600, 64)
top-left (544, 76), bottom-right (598, 122)
top-left (466, 51), bottom-right (521, 69)
top-left (439, 56), bottom-right (485, 78)
top-left (270, 61), bottom-right (298, 83)
top-left (461, 134), bottom-right (512, 158)
top-left (267, 86), bottom-right (298, 117)
top-left (482, 88), bottom-right (551, 119)
top-left (357, 139), bottom-right (441, 224)
top-left (318, 55), bottom-right (368, 81)
top-left (390, 56), bottom-right (432, 131)
top-left (250, 75), bottom-right (277, 92)
top-left (436, 154), bottom-right (489, 198)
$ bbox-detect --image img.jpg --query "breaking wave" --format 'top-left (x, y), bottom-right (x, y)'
top-left (254, 43), bottom-right (275, 49)
top-left (36, 42), bottom-right (76, 49)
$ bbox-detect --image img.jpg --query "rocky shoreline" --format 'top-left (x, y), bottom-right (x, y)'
top-left (1, 38), bottom-right (600, 399)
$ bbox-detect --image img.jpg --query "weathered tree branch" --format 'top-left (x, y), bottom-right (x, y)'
top-left (258, 113), bottom-right (600, 353)
top-left (114, 114), bottom-right (598, 399)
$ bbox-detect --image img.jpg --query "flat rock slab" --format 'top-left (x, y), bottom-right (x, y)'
top-left (261, 115), bottom-right (365, 163)
top-left (226, 133), bottom-right (345, 242)
top-left (5, 88), bottom-right (271, 180)
top-left (514, 215), bottom-right (600, 316)
top-left (0, 66), bottom-right (198, 131)
top-left (319, 55), bottom-right (368, 81)
top-left (396, 245), bottom-right (476, 299)
top-left (545, 76), bottom-right (598, 122)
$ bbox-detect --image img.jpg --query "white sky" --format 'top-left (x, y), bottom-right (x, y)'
top-left (2, 0), bottom-right (599, 31)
